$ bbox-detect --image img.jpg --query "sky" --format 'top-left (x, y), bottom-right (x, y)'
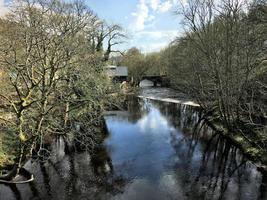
top-left (0, 0), bottom-right (184, 53)
top-left (0, 0), bottom-right (9, 16)
top-left (86, 0), bottom-right (183, 53)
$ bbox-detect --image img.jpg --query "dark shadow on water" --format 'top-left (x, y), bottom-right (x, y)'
top-left (0, 95), bottom-right (266, 200)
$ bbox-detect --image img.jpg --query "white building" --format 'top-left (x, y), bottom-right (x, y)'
top-left (105, 65), bottom-right (128, 82)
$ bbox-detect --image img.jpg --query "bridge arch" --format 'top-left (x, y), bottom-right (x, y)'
top-left (139, 79), bottom-right (154, 87)
top-left (138, 75), bottom-right (164, 87)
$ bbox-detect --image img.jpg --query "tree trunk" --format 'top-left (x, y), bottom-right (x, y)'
top-left (64, 101), bottom-right (70, 128)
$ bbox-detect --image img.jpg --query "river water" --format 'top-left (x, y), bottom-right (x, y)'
top-left (0, 88), bottom-right (266, 200)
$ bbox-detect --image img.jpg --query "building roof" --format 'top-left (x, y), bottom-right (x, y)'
top-left (105, 66), bottom-right (128, 77)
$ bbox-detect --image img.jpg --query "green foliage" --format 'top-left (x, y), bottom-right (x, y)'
top-left (0, 0), bottom-right (119, 168)
top-left (120, 48), bottom-right (146, 85)
top-left (120, 47), bottom-right (167, 85)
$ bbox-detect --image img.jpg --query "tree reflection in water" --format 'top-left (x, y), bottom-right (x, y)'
top-left (151, 99), bottom-right (266, 200)
top-left (0, 135), bottom-right (126, 200)
top-left (0, 97), bottom-right (266, 200)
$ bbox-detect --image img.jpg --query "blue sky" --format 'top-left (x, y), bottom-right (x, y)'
top-left (86, 0), bottom-right (183, 53)
top-left (0, 0), bottom-right (184, 53)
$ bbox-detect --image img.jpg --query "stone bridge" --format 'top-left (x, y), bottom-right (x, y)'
top-left (139, 75), bottom-right (170, 87)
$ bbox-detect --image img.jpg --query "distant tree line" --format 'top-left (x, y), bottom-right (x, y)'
top-left (117, 47), bottom-right (167, 86)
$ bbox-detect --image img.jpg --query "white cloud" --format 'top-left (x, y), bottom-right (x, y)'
top-left (0, 0), bottom-right (9, 16)
top-left (0, 0), bottom-right (4, 7)
top-left (136, 30), bottom-right (179, 40)
top-left (130, 0), bottom-right (180, 31)
top-left (139, 40), bottom-right (171, 53)
top-left (179, 0), bottom-right (188, 6)
top-left (149, 0), bottom-right (177, 13)
top-left (172, 0), bottom-right (187, 7)
top-left (128, 0), bottom-right (182, 52)
top-left (147, 14), bottom-right (155, 22)
top-left (127, 30), bottom-right (181, 53)
top-left (150, 0), bottom-right (160, 11)
top-left (131, 0), bottom-right (150, 31)
top-left (158, 1), bottom-right (172, 13)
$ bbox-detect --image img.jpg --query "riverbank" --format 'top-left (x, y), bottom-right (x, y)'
top-left (135, 86), bottom-right (267, 174)
top-left (205, 116), bottom-right (267, 174)
top-left (137, 87), bottom-right (200, 107)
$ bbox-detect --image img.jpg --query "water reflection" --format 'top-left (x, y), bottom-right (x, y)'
top-left (104, 98), bottom-right (265, 200)
top-left (0, 97), bottom-right (266, 200)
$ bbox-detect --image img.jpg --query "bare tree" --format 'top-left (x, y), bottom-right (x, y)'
top-left (155, 0), bottom-right (267, 158)
top-left (0, 0), bottom-right (112, 180)
top-left (103, 24), bottom-right (127, 61)
top-left (90, 21), bottom-right (127, 61)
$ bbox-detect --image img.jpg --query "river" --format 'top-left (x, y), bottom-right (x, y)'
top-left (0, 88), bottom-right (266, 200)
